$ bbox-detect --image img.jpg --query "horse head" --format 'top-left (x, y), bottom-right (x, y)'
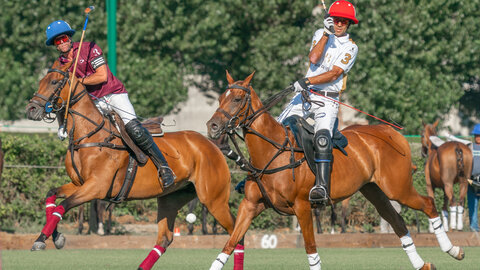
top-left (26, 61), bottom-right (73, 121)
top-left (421, 119), bottom-right (439, 157)
top-left (207, 70), bottom-right (258, 139)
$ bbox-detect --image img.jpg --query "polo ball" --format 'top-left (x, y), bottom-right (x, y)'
top-left (186, 213), bottom-right (197, 223)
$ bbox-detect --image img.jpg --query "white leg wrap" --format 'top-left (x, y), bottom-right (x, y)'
top-left (447, 246), bottom-right (460, 258)
top-left (429, 217), bottom-right (453, 252)
top-left (400, 232), bottom-right (425, 270)
top-left (456, 206), bottom-right (464, 231)
top-left (428, 222), bottom-right (434, 233)
top-left (209, 253), bottom-right (230, 270)
top-left (307, 253), bottom-right (321, 270)
top-left (450, 206), bottom-right (457, 230)
top-left (441, 210), bottom-right (449, 231)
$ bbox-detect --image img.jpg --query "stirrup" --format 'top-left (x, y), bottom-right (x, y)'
top-left (158, 166), bottom-right (176, 188)
top-left (309, 185), bottom-right (329, 205)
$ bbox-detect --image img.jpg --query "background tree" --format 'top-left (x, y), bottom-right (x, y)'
top-left (348, 0), bottom-right (480, 133)
top-left (0, 0), bottom-right (478, 133)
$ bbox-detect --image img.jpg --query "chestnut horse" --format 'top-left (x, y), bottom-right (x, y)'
top-left (25, 61), bottom-right (242, 270)
top-left (421, 120), bottom-right (472, 232)
top-left (206, 71), bottom-right (464, 270)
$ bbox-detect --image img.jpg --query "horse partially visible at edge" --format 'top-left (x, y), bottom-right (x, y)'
top-left (206, 71), bottom-right (464, 270)
top-left (25, 61), bottom-right (244, 270)
top-left (421, 120), bottom-right (472, 232)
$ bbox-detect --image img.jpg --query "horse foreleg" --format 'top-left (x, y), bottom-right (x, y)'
top-left (78, 205), bottom-right (85, 234)
top-left (313, 208), bottom-right (323, 234)
top-left (294, 200), bottom-right (321, 270)
top-left (209, 198), bottom-right (264, 270)
top-left (31, 181), bottom-right (102, 251)
top-left (360, 183), bottom-right (433, 270)
top-left (138, 186), bottom-right (196, 270)
top-left (32, 183), bottom-right (80, 251)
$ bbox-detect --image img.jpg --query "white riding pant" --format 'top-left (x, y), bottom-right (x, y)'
top-left (93, 93), bottom-right (137, 125)
top-left (277, 92), bottom-right (339, 136)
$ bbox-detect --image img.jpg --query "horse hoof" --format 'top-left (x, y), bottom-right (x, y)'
top-left (421, 263), bottom-right (436, 270)
top-left (31, 241), bottom-right (46, 251)
top-left (456, 247), bottom-right (465, 260)
top-left (53, 233), bottom-right (66, 249)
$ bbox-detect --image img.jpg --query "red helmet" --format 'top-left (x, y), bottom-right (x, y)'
top-left (328, 0), bottom-right (359, 24)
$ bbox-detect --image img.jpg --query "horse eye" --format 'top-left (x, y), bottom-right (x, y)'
top-left (51, 80), bottom-right (58, 85)
top-left (233, 97), bottom-right (242, 103)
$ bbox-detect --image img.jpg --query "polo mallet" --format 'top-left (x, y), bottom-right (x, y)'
top-left (63, 6), bottom-right (95, 122)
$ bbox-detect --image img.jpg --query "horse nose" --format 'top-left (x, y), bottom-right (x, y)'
top-left (25, 103), bottom-right (42, 120)
top-left (210, 122), bottom-right (219, 132)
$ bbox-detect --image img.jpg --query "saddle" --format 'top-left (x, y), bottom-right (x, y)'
top-left (112, 113), bottom-right (167, 165)
top-left (283, 115), bottom-right (348, 174)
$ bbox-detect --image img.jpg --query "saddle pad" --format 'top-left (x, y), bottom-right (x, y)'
top-left (429, 136), bottom-right (445, 148)
top-left (446, 133), bottom-right (471, 146)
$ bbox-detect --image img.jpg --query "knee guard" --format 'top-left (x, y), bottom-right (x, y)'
top-left (314, 129), bottom-right (332, 163)
top-left (125, 118), bottom-right (154, 150)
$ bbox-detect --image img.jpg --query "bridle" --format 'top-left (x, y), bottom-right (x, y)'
top-left (215, 84), bottom-right (253, 135)
top-left (216, 84), bottom-right (305, 216)
top-left (29, 68), bottom-right (71, 122)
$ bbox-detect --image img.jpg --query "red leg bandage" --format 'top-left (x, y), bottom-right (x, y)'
top-left (41, 205), bottom-right (65, 237)
top-left (234, 244), bottom-right (245, 270)
top-left (138, 245), bottom-right (165, 270)
top-left (45, 195), bottom-right (57, 222)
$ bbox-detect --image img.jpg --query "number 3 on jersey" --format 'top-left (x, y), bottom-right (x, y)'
top-left (341, 53), bottom-right (352, 64)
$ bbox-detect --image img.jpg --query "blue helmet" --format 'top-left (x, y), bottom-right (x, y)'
top-left (45, 20), bottom-right (75, 46)
top-left (472, 123), bottom-right (480, 135)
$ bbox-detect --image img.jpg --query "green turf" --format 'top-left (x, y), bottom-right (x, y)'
top-left (2, 247), bottom-right (479, 270)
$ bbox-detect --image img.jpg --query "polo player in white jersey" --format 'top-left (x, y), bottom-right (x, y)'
top-left (278, 0), bottom-right (359, 205)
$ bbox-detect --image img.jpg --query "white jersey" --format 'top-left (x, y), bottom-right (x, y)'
top-left (305, 29), bottom-right (358, 93)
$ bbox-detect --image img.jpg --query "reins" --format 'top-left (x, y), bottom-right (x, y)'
top-left (220, 84), bottom-right (306, 216)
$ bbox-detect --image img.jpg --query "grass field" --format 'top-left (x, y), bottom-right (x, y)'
top-left (2, 247), bottom-right (480, 270)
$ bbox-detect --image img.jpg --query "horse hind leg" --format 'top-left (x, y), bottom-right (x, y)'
top-left (138, 185), bottom-right (197, 270)
top-left (360, 183), bottom-right (433, 270)
top-left (456, 180), bottom-right (468, 231)
top-left (395, 184), bottom-right (464, 261)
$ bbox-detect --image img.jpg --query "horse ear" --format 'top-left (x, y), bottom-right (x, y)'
top-left (433, 119), bottom-right (439, 128)
top-left (243, 71), bottom-right (256, 86)
top-left (226, 70), bottom-right (235, 85)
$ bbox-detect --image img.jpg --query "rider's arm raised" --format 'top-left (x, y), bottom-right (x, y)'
top-left (309, 33), bottom-right (329, 65)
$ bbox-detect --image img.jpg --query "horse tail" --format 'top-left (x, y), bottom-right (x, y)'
top-left (455, 143), bottom-right (465, 178)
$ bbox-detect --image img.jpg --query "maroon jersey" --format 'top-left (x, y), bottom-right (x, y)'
top-left (58, 42), bottom-right (127, 99)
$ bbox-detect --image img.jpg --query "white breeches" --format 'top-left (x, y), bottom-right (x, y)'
top-left (277, 92), bottom-right (339, 136)
top-left (93, 93), bottom-right (137, 124)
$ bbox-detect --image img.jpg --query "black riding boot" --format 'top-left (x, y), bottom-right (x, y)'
top-left (125, 119), bottom-right (175, 188)
top-left (309, 129), bottom-right (332, 205)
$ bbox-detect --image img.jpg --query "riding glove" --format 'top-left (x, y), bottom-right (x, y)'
top-left (292, 78), bottom-right (310, 93)
top-left (324, 16), bottom-right (334, 35)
